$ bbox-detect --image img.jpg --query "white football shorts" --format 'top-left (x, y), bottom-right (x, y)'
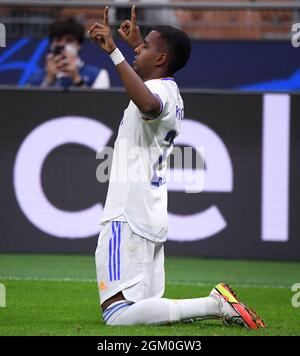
top-left (95, 220), bottom-right (165, 305)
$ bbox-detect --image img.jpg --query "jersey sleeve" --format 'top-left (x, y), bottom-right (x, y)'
top-left (141, 80), bottom-right (170, 120)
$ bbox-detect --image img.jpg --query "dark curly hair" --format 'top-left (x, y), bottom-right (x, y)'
top-left (49, 18), bottom-right (85, 44)
top-left (152, 25), bottom-right (191, 75)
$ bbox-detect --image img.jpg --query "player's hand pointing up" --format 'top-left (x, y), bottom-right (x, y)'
top-left (88, 6), bottom-right (116, 54)
top-left (118, 5), bottom-right (144, 49)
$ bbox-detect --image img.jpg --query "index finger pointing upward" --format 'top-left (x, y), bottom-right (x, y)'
top-left (131, 5), bottom-right (137, 26)
top-left (103, 6), bottom-right (109, 26)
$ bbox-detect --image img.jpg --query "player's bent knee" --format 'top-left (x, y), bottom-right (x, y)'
top-left (102, 300), bottom-right (132, 325)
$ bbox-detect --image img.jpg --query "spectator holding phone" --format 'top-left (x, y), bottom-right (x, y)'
top-left (28, 18), bottom-right (110, 88)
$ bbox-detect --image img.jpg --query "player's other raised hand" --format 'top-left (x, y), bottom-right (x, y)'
top-left (118, 5), bottom-right (144, 49)
top-left (88, 6), bottom-right (116, 54)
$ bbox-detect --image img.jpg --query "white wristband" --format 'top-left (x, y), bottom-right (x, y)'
top-left (109, 48), bottom-right (125, 66)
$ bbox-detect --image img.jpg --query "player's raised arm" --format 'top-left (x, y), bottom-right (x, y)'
top-left (118, 5), bottom-right (144, 50)
top-left (88, 6), bottom-right (161, 119)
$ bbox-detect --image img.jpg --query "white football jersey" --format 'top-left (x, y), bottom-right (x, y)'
top-left (100, 78), bottom-right (184, 242)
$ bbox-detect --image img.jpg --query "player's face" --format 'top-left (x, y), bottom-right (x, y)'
top-left (133, 31), bottom-right (164, 80)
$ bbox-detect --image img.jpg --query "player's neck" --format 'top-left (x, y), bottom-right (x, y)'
top-left (142, 70), bottom-right (170, 82)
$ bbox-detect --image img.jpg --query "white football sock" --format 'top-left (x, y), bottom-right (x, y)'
top-left (103, 297), bottom-right (220, 326)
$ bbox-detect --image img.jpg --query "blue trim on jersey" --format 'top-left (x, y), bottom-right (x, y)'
top-left (162, 77), bottom-right (175, 81)
top-left (103, 301), bottom-right (128, 318)
top-left (109, 221), bottom-right (122, 282)
top-left (113, 221), bottom-right (117, 281)
top-left (109, 237), bottom-right (112, 282)
top-left (117, 222), bottom-right (121, 281)
top-left (103, 302), bottom-right (130, 322)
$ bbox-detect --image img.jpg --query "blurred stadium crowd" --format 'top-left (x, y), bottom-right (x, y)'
top-left (0, 0), bottom-right (297, 40)
top-left (1, 1), bottom-right (300, 90)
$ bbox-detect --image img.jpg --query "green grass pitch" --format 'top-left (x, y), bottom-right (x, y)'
top-left (0, 254), bottom-right (299, 336)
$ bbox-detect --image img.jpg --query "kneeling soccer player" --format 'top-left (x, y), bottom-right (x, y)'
top-left (89, 6), bottom-right (266, 328)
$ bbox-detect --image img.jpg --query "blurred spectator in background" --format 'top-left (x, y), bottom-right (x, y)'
top-left (27, 18), bottom-right (110, 88)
